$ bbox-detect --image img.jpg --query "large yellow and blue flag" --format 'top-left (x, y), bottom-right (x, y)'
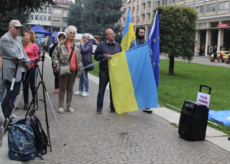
top-left (120, 9), bottom-right (135, 51)
top-left (109, 44), bottom-right (158, 114)
top-left (148, 10), bottom-right (160, 88)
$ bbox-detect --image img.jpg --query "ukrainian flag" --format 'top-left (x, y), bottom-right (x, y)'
top-left (121, 9), bottom-right (135, 51)
top-left (109, 44), bottom-right (158, 114)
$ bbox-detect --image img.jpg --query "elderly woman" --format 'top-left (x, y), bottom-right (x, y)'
top-left (52, 26), bottom-right (83, 114)
top-left (75, 33), bottom-right (93, 97)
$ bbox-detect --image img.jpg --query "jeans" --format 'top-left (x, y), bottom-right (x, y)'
top-left (23, 68), bottom-right (36, 105)
top-left (97, 71), bottom-right (114, 111)
top-left (79, 69), bottom-right (89, 92)
top-left (2, 79), bottom-right (22, 116)
top-left (0, 79), bottom-right (6, 104)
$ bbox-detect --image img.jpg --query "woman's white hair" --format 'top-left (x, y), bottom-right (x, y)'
top-left (83, 33), bottom-right (90, 39)
top-left (65, 25), bottom-right (77, 34)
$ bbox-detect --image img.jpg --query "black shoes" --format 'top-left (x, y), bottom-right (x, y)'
top-left (110, 109), bottom-right (116, 113)
top-left (23, 104), bottom-right (29, 110)
top-left (143, 109), bottom-right (153, 114)
top-left (97, 109), bottom-right (102, 114)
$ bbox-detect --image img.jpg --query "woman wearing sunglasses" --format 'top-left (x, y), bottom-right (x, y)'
top-left (49, 33), bottom-right (66, 93)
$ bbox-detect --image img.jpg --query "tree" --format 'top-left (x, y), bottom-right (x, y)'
top-left (154, 6), bottom-right (197, 75)
top-left (0, 4), bottom-right (30, 36)
top-left (67, 0), bottom-right (84, 33)
top-left (0, 0), bottom-right (55, 14)
top-left (67, 0), bottom-right (123, 35)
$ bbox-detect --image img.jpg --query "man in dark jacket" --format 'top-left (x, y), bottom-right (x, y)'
top-left (94, 29), bottom-right (122, 114)
top-left (75, 33), bottom-right (93, 97)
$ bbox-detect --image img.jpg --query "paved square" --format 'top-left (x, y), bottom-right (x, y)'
top-left (10, 57), bottom-right (230, 164)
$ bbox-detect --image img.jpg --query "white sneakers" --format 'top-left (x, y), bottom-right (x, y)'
top-left (82, 92), bottom-right (89, 97)
top-left (75, 91), bottom-right (89, 97)
top-left (74, 91), bottom-right (83, 95)
top-left (10, 114), bottom-right (17, 119)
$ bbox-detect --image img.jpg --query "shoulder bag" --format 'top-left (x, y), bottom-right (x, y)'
top-left (59, 43), bottom-right (75, 76)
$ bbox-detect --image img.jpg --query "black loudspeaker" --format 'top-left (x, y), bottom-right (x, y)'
top-left (178, 101), bottom-right (209, 141)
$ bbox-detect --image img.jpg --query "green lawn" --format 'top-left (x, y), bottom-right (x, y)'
top-left (90, 58), bottom-right (230, 134)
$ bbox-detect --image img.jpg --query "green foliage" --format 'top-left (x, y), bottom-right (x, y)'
top-left (154, 6), bottom-right (197, 61)
top-left (115, 35), bottom-right (122, 44)
top-left (67, 0), bottom-right (123, 35)
top-left (0, 0), bottom-right (55, 14)
top-left (67, 0), bottom-right (84, 33)
top-left (0, 4), bottom-right (30, 36)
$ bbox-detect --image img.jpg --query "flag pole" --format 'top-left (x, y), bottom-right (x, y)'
top-left (81, 59), bottom-right (106, 70)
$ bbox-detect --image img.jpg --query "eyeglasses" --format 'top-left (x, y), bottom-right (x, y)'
top-left (69, 32), bottom-right (76, 35)
top-left (106, 33), bottom-right (115, 35)
top-left (139, 32), bottom-right (145, 34)
top-left (59, 36), bottom-right (66, 38)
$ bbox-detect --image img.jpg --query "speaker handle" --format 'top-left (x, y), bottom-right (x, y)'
top-left (199, 85), bottom-right (212, 95)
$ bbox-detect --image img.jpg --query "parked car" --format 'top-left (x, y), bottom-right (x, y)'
top-left (55, 32), bottom-right (99, 54)
top-left (211, 51), bottom-right (230, 59)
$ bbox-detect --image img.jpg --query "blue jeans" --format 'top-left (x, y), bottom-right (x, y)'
top-left (97, 71), bottom-right (114, 111)
top-left (79, 69), bottom-right (89, 92)
top-left (0, 79), bottom-right (6, 104)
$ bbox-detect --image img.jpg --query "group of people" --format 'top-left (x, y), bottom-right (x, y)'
top-left (0, 19), bottom-right (154, 147)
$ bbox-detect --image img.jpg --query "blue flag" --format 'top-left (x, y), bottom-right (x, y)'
top-left (148, 10), bottom-right (160, 88)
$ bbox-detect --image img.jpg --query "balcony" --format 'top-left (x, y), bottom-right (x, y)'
top-left (141, 0), bottom-right (146, 3)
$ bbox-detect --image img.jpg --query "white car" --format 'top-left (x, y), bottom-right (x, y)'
top-left (56, 32), bottom-right (99, 54)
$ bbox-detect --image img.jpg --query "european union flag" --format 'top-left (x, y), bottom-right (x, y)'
top-left (148, 10), bottom-right (160, 88)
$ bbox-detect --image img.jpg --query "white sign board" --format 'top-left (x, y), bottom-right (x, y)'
top-left (196, 92), bottom-right (211, 108)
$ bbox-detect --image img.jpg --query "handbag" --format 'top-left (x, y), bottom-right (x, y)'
top-left (83, 60), bottom-right (94, 71)
top-left (59, 43), bottom-right (75, 76)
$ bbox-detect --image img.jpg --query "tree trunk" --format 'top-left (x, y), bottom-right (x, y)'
top-left (168, 56), bottom-right (175, 75)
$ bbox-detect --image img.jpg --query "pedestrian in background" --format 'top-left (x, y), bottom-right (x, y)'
top-left (52, 25), bottom-right (83, 114)
top-left (94, 28), bottom-right (122, 114)
top-left (75, 33), bottom-right (93, 97)
top-left (49, 33), bottom-right (66, 93)
top-left (23, 30), bottom-right (39, 110)
top-left (47, 36), bottom-right (51, 52)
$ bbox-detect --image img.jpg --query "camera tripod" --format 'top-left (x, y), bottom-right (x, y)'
top-left (4, 52), bottom-right (66, 151)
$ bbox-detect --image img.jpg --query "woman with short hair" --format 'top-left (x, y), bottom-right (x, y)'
top-left (52, 25), bottom-right (83, 114)
top-left (23, 30), bottom-right (39, 110)
top-left (75, 33), bottom-right (93, 97)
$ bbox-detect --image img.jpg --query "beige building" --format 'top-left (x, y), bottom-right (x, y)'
top-left (28, 0), bottom-right (72, 32)
top-left (120, 0), bottom-right (230, 56)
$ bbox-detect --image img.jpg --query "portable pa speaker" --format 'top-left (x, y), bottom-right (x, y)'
top-left (178, 101), bottom-right (209, 141)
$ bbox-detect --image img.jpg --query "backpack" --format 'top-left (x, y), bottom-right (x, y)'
top-left (8, 123), bottom-right (36, 162)
top-left (26, 116), bottom-right (48, 155)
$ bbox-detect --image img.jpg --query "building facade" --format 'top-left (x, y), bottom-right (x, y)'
top-left (120, 0), bottom-right (230, 56)
top-left (28, 0), bottom-right (72, 32)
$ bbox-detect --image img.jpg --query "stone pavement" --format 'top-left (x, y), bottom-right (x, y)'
top-left (1, 55), bottom-right (230, 164)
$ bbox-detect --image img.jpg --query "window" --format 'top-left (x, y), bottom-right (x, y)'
top-left (196, 6), bottom-right (203, 13)
top-left (53, 19), bottom-right (61, 22)
top-left (39, 15), bottom-right (43, 20)
top-left (44, 15), bottom-right (47, 20)
top-left (162, 0), bottom-right (167, 5)
top-left (48, 16), bottom-right (51, 21)
top-left (35, 15), bottom-right (38, 20)
top-left (177, 0), bottom-right (183, 2)
top-left (219, 2), bottom-right (229, 10)
top-left (48, 7), bottom-right (52, 13)
top-left (155, 1), bottom-right (160, 7)
top-left (206, 4), bottom-right (215, 12)
top-left (31, 14), bottom-right (34, 20)
top-left (170, 0), bottom-right (175, 4)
